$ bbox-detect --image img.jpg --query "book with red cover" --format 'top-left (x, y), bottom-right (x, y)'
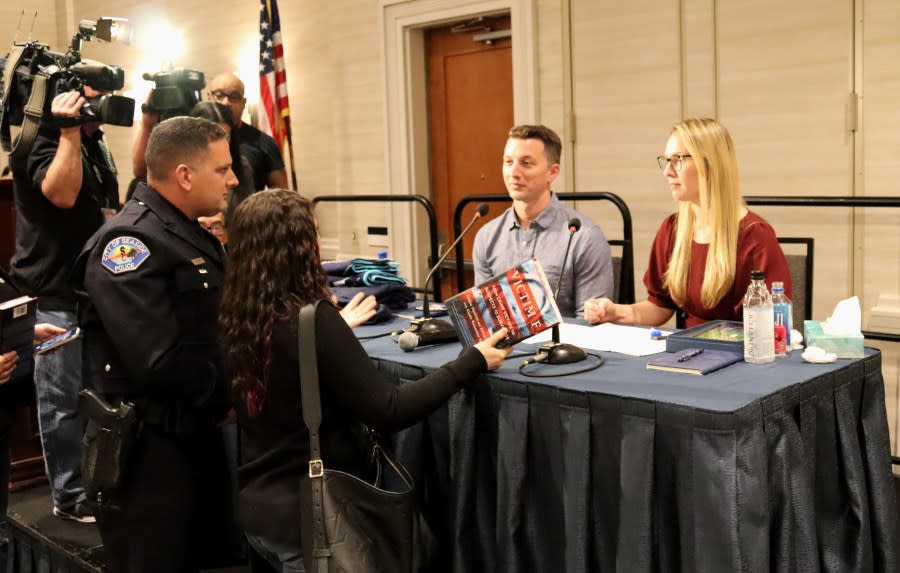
top-left (445, 258), bottom-right (562, 348)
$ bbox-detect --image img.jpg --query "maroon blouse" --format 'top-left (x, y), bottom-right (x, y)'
top-left (644, 211), bottom-right (792, 327)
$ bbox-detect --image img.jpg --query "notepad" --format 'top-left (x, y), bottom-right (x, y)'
top-left (646, 348), bottom-right (743, 375)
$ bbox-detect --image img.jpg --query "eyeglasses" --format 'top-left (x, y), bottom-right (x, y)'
top-left (211, 90), bottom-right (244, 103)
top-left (656, 153), bottom-right (692, 172)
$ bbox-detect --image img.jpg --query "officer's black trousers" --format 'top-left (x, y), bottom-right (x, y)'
top-left (95, 424), bottom-right (233, 573)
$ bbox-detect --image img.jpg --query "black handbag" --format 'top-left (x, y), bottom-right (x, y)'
top-left (297, 301), bottom-right (435, 573)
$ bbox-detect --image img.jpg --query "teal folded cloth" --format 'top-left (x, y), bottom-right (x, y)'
top-left (347, 259), bottom-right (400, 275)
top-left (334, 271), bottom-right (406, 286)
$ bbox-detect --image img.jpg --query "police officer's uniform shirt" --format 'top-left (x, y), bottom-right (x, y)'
top-left (74, 183), bottom-right (225, 406)
top-left (9, 124), bottom-right (120, 309)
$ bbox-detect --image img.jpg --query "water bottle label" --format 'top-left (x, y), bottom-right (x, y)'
top-left (744, 305), bottom-right (775, 363)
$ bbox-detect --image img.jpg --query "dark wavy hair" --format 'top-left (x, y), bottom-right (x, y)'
top-left (220, 189), bottom-right (332, 414)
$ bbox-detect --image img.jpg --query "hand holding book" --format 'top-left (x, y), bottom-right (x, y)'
top-left (445, 258), bottom-right (562, 348)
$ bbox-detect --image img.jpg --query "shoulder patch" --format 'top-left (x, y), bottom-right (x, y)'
top-left (101, 236), bottom-right (151, 275)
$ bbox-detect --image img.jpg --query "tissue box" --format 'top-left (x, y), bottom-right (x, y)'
top-left (803, 320), bottom-right (864, 358)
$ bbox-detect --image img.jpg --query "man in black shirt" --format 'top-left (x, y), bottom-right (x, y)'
top-left (8, 87), bottom-right (121, 523)
top-left (208, 72), bottom-right (288, 191)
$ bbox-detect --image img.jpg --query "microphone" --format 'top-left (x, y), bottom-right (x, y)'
top-left (535, 217), bottom-right (587, 364)
top-left (401, 203), bottom-right (490, 349)
top-left (397, 320), bottom-right (460, 351)
top-left (421, 203), bottom-right (489, 319)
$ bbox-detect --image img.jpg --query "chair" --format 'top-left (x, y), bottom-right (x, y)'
top-left (451, 192), bottom-right (636, 304)
top-left (777, 237), bottom-right (814, 332)
top-left (674, 237), bottom-right (813, 331)
top-left (311, 194), bottom-right (441, 301)
top-left (606, 238), bottom-right (634, 305)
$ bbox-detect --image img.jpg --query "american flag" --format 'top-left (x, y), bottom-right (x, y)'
top-left (259, 0), bottom-right (290, 151)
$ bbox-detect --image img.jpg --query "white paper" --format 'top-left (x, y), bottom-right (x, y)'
top-left (528, 323), bottom-right (669, 356)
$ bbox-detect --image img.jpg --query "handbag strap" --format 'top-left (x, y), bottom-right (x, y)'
top-left (297, 301), bottom-right (331, 572)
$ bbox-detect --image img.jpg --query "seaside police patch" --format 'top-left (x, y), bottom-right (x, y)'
top-left (101, 237), bottom-right (151, 274)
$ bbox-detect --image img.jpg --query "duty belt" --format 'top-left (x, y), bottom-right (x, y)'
top-left (115, 397), bottom-right (208, 436)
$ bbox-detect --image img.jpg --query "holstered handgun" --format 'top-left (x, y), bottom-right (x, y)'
top-left (78, 389), bottom-right (138, 495)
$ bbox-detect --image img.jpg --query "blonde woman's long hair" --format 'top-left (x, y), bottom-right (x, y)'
top-left (663, 118), bottom-right (746, 309)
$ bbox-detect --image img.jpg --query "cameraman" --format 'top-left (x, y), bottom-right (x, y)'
top-left (8, 85), bottom-right (121, 524)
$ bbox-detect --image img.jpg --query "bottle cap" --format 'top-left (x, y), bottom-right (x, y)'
top-left (377, 250), bottom-right (388, 260)
top-left (750, 269), bottom-right (765, 280)
top-left (772, 281), bottom-right (784, 292)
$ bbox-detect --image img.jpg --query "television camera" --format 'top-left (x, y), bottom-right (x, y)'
top-left (0, 16), bottom-right (134, 159)
top-left (141, 68), bottom-right (205, 121)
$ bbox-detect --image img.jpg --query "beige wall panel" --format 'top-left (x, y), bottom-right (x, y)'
top-left (860, 0), bottom-right (900, 326)
top-left (536, 0), bottom-right (565, 159)
top-left (682, 0), bottom-right (716, 118)
top-left (716, 0), bottom-right (855, 319)
top-left (569, 1), bottom-right (682, 300)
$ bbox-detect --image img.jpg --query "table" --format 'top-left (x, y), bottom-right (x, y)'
top-left (356, 318), bottom-right (899, 573)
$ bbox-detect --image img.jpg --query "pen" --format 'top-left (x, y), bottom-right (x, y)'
top-left (678, 348), bottom-right (704, 362)
top-left (650, 329), bottom-right (668, 340)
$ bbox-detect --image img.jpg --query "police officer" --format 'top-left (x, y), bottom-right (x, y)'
top-left (73, 116), bottom-right (237, 572)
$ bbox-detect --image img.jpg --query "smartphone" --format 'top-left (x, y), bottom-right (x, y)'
top-left (34, 327), bottom-right (81, 355)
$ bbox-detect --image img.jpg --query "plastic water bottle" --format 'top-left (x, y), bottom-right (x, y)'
top-left (771, 281), bottom-right (792, 356)
top-left (743, 270), bottom-right (775, 364)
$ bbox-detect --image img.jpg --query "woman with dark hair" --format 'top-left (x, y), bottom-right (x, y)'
top-left (189, 101), bottom-right (257, 217)
top-left (220, 190), bottom-right (511, 571)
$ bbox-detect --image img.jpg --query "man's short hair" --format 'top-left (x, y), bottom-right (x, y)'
top-left (508, 124), bottom-right (562, 166)
top-left (145, 116), bottom-right (228, 180)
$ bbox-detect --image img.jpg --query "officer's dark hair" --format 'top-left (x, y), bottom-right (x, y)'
top-left (507, 124), bottom-right (562, 166)
top-left (145, 116), bottom-right (227, 181)
top-left (219, 189), bottom-right (332, 416)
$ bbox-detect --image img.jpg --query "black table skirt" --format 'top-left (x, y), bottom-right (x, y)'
top-left (373, 351), bottom-right (898, 573)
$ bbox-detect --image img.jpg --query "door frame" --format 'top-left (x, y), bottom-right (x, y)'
top-left (380, 0), bottom-right (537, 285)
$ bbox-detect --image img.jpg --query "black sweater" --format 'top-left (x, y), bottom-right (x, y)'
top-left (235, 302), bottom-right (487, 544)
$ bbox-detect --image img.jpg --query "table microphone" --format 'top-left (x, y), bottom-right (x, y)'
top-left (534, 218), bottom-right (587, 365)
top-left (397, 322), bottom-right (460, 351)
top-left (399, 203), bottom-right (490, 352)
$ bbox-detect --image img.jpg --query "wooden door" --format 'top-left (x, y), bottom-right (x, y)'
top-left (426, 15), bottom-right (513, 296)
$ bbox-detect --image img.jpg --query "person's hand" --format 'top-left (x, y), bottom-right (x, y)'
top-left (50, 91), bottom-right (85, 121)
top-left (473, 328), bottom-right (514, 371)
top-left (50, 91), bottom-right (85, 117)
top-left (0, 351), bottom-right (18, 385)
top-left (34, 323), bottom-right (67, 345)
top-left (340, 292), bottom-right (378, 328)
top-left (585, 297), bottom-right (616, 324)
top-left (140, 90), bottom-right (161, 127)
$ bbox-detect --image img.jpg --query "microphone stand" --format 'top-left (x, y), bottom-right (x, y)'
top-left (404, 203), bottom-right (490, 342)
top-left (534, 219), bottom-right (587, 365)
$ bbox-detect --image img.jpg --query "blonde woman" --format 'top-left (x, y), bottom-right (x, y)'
top-left (586, 118), bottom-right (791, 327)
